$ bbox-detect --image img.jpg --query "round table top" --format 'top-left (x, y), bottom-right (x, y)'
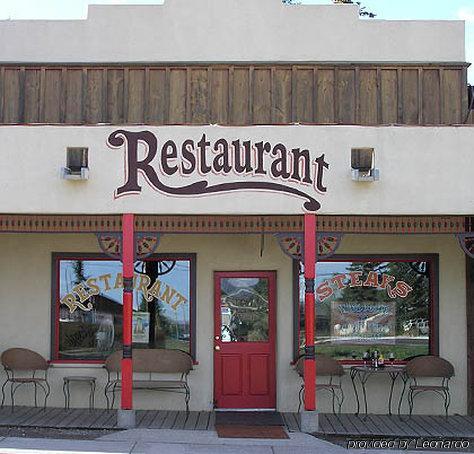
top-left (63, 376), bottom-right (97, 382)
top-left (351, 365), bottom-right (406, 373)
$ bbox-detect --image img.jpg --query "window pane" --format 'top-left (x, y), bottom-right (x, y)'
top-left (298, 260), bottom-right (432, 361)
top-left (220, 277), bottom-right (269, 342)
top-left (57, 257), bottom-right (192, 361)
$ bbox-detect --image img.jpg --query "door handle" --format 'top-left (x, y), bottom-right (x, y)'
top-left (214, 345), bottom-right (221, 351)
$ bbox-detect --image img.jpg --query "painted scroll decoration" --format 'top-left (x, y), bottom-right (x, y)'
top-left (136, 233), bottom-right (161, 259)
top-left (96, 232), bottom-right (161, 260)
top-left (96, 233), bottom-right (122, 259)
top-left (457, 234), bottom-right (474, 259)
top-left (107, 130), bottom-right (330, 212)
top-left (275, 233), bottom-right (342, 261)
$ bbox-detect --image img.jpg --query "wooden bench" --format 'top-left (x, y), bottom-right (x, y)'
top-left (104, 349), bottom-right (193, 411)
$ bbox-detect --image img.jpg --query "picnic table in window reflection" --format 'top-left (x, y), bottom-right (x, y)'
top-left (350, 364), bottom-right (407, 417)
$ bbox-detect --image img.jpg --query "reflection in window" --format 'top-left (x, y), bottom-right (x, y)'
top-left (220, 277), bottom-right (269, 342)
top-left (55, 256), bottom-right (193, 361)
top-left (298, 259), bottom-right (434, 361)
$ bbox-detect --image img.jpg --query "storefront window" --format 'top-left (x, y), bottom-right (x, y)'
top-left (296, 256), bottom-right (437, 361)
top-left (52, 254), bottom-right (196, 362)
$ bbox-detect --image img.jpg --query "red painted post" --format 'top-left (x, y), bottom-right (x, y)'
top-left (304, 213), bottom-right (317, 411)
top-left (121, 213), bottom-right (134, 410)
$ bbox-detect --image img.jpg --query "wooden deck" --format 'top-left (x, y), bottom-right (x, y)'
top-left (0, 407), bottom-right (472, 437)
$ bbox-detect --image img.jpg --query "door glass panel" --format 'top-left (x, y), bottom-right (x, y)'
top-left (220, 277), bottom-right (269, 342)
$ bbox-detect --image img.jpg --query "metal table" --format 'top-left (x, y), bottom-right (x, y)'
top-left (63, 376), bottom-right (96, 410)
top-left (350, 365), bottom-right (406, 416)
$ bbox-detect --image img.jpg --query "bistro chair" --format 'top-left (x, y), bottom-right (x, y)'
top-left (295, 354), bottom-right (345, 413)
top-left (1, 348), bottom-right (51, 410)
top-left (403, 355), bottom-right (454, 418)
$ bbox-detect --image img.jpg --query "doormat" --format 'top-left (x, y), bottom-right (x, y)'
top-left (215, 424), bottom-right (289, 439)
top-left (215, 411), bottom-right (285, 426)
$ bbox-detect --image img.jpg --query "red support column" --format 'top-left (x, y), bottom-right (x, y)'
top-left (121, 213), bottom-right (134, 410)
top-left (304, 213), bottom-right (317, 411)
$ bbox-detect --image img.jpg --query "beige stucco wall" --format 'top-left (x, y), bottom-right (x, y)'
top-left (0, 232), bottom-right (467, 415)
top-left (0, 1), bottom-right (464, 64)
top-left (1, 125), bottom-right (473, 215)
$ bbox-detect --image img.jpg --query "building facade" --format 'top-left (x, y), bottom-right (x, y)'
top-left (0, 0), bottom-right (473, 419)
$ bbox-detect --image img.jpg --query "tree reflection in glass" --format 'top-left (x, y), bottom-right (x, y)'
top-left (220, 277), bottom-right (269, 342)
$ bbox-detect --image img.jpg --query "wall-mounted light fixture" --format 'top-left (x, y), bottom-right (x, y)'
top-left (60, 147), bottom-right (89, 180)
top-left (351, 147), bottom-right (379, 182)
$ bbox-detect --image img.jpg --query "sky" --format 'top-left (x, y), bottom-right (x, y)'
top-left (0, 0), bottom-right (473, 82)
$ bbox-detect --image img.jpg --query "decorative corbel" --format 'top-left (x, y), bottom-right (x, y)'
top-left (275, 232), bottom-right (343, 261)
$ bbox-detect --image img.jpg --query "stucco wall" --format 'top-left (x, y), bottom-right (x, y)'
top-left (0, 125), bottom-right (473, 215)
top-left (0, 232), bottom-right (467, 415)
top-left (0, 1), bottom-right (464, 64)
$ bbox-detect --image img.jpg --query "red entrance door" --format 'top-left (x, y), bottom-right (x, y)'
top-left (214, 271), bottom-right (276, 409)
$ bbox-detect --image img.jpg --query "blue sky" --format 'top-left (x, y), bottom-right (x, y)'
top-left (0, 0), bottom-right (473, 82)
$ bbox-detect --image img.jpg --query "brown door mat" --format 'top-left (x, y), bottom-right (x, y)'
top-left (215, 424), bottom-right (289, 439)
top-left (215, 411), bottom-right (284, 426)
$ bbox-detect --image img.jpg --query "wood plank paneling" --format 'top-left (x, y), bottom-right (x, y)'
top-left (210, 68), bottom-right (229, 124)
top-left (337, 69), bottom-right (356, 123)
top-left (441, 69), bottom-right (462, 124)
top-left (380, 69), bottom-right (398, 124)
top-left (127, 69), bottom-right (145, 123)
top-left (253, 68), bottom-right (271, 124)
top-left (316, 68), bottom-right (335, 123)
top-left (3, 68), bottom-right (20, 123)
top-left (189, 68), bottom-right (208, 124)
top-left (359, 69), bottom-right (378, 125)
top-left (295, 68), bottom-right (313, 122)
top-left (231, 67), bottom-right (249, 125)
top-left (107, 69), bottom-right (124, 124)
top-left (147, 69), bottom-right (166, 124)
top-left (43, 69), bottom-right (62, 123)
top-left (402, 69), bottom-right (419, 125)
top-left (0, 64), bottom-right (468, 126)
top-left (272, 68), bottom-right (291, 123)
top-left (86, 69), bottom-right (104, 123)
top-left (24, 69), bottom-right (40, 123)
top-left (168, 68), bottom-right (187, 124)
top-left (65, 69), bottom-right (83, 123)
top-left (422, 69), bottom-right (441, 124)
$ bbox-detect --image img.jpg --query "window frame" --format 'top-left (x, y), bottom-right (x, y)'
top-left (51, 252), bottom-right (197, 364)
top-left (293, 253), bottom-right (439, 364)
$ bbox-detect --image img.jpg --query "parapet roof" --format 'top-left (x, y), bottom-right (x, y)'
top-left (0, 0), bottom-right (465, 64)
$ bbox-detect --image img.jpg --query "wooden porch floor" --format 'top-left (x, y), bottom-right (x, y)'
top-left (0, 407), bottom-right (473, 437)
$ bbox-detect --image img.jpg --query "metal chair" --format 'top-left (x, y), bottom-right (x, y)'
top-left (295, 354), bottom-right (345, 413)
top-left (1, 348), bottom-right (50, 410)
top-left (404, 355), bottom-right (454, 418)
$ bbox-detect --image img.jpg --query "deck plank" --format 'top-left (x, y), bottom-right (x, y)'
top-left (346, 414), bottom-right (370, 435)
top-left (207, 411), bottom-right (215, 430)
top-left (282, 412), bottom-right (300, 432)
top-left (320, 413), bottom-right (337, 434)
top-left (408, 415), bottom-right (439, 437)
top-left (337, 413), bottom-right (362, 435)
top-left (426, 415), bottom-right (456, 436)
top-left (161, 410), bottom-right (179, 429)
top-left (39, 408), bottom-right (70, 428)
top-left (149, 410), bottom-right (168, 429)
top-left (95, 410), bottom-right (117, 429)
top-left (21, 407), bottom-right (56, 427)
top-left (183, 411), bottom-right (199, 430)
top-left (450, 415), bottom-right (474, 436)
top-left (0, 406), bottom-right (472, 436)
top-left (195, 411), bottom-right (210, 430)
top-left (138, 410), bottom-right (157, 428)
top-left (172, 411), bottom-right (188, 430)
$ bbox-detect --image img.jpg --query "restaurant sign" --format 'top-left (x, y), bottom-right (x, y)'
top-left (107, 130), bottom-right (330, 212)
top-left (60, 272), bottom-right (188, 313)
